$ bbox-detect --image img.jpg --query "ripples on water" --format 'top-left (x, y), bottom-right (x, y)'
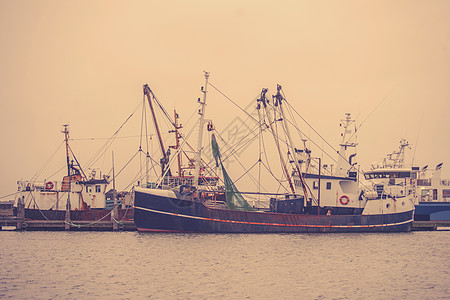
top-left (0, 230), bottom-right (449, 299)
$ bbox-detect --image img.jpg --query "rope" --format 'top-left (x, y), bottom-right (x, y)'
top-left (411, 112), bottom-right (424, 166)
top-left (208, 82), bottom-right (260, 124)
top-left (28, 191), bottom-right (51, 221)
top-left (65, 209), bottom-right (113, 228)
top-left (85, 101), bottom-right (142, 170)
top-left (351, 85), bottom-right (399, 139)
top-left (282, 96), bottom-right (338, 164)
top-left (151, 92), bottom-right (177, 129)
top-left (0, 191), bottom-right (21, 200)
top-left (69, 135), bottom-right (142, 141)
top-left (44, 165), bottom-right (67, 182)
top-left (108, 150), bottom-right (140, 179)
top-left (30, 141), bottom-right (65, 182)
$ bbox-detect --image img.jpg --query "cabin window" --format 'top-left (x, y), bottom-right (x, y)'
top-left (326, 182), bottom-right (332, 190)
top-left (421, 189), bottom-right (430, 201)
top-left (399, 172), bottom-right (411, 178)
top-left (86, 186), bottom-right (89, 193)
top-left (433, 189), bottom-right (438, 200)
top-left (313, 181), bottom-right (318, 189)
top-left (443, 189), bottom-right (450, 200)
top-left (417, 179), bottom-right (431, 186)
top-left (95, 185), bottom-right (101, 193)
top-left (340, 180), bottom-right (358, 194)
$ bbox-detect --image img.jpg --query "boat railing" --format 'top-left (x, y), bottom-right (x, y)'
top-left (158, 176), bottom-right (220, 189)
top-left (161, 177), bottom-right (195, 189)
top-left (17, 180), bottom-right (60, 192)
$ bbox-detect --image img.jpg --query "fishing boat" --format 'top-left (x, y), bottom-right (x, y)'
top-left (415, 163), bottom-right (450, 220)
top-left (13, 125), bottom-right (133, 224)
top-left (364, 139), bottom-right (450, 221)
top-left (134, 73), bottom-right (414, 233)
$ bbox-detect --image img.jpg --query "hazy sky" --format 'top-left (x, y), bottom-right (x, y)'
top-left (1, 0), bottom-right (449, 195)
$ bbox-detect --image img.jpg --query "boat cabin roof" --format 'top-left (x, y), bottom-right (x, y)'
top-left (364, 168), bottom-right (417, 179)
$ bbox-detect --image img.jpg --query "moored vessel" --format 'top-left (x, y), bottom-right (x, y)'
top-left (414, 163), bottom-right (450, 221)
top-left (363, 139), bottom-right (450, 221)
top-left (13, 125), bottom-right (133, 226)
top-left (134, 73), bottom-right (414, 233)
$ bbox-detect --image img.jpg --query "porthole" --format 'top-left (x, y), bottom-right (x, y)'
top-left (402, 202), bottom-right (405, 206)
top-left (386, 203), bottom-right (390, 209)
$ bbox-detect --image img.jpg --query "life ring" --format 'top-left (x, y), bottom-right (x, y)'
top-left (45, 181), bottom-right (54, 190)
top-left (339, 195), bottom-right (349, 205)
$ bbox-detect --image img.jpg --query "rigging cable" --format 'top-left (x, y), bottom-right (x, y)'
top-left (0, 191), bottom-right (21, 200)
top-left (281, 90), bottom-right (338, 163)
top-left (139, 93), bottom-right (146, 183)
top-left (206, 86), bottom-right (299, 194)
top-left (214, 128), bottom-right (290, 194)
top-left (353, 85), bottom-right (399, 138)
top-left (43, 164), bottom-right (67, 182)
top-left (29, 140), bottom-right (65, 183)
top-left (107, 149), bottom-right (141, 183)
top-left (208, 82), bottom-right (260, 124)
top-left (411, 112), bottom-right (424, 166)
top-left (85, 101), bottom-right (142, 170)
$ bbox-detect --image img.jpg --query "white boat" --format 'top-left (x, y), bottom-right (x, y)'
top-left (14, 125), bottom-right (133, 222)
top-left (362, 139), bottom-right (450, 221)
top-left (415, 163), bottom-right (450, 220)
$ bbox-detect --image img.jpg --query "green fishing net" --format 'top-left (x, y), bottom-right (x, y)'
top-left (211, 134), bottom-right (254, 211)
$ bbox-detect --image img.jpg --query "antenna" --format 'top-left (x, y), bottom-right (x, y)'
top-left (411, 112), bottom-right (424, 166)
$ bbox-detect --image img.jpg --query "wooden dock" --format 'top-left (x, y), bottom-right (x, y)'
top-left (412, 220), bottom-right (450, 231)
top-left (0, 200), bottom-right (136, 231)
top-left (0, 216), bottom-right (136, 231)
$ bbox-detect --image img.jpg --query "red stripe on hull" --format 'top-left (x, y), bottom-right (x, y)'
top-left (136, 228), bottom-right (196, 233)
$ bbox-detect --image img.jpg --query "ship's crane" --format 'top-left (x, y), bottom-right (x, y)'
top-left (143, 84), bottom-right (172, 177)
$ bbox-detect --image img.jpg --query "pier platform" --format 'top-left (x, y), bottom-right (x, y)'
top-left (0, 200), bottom-right (136, 231)
top-left (2, 217), bottom-right (449, 232)
top-left (0, 216), bottom-right (136, 231)
top-left (412, 220), bottom-right (450, 231)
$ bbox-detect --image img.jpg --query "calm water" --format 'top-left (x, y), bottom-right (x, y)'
top-left (0, 230), bottom-right (449, 299)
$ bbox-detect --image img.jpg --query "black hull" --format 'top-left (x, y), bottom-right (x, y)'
top-left (20, 208), bottom-right (134, 221)
top-left (134, 190), bottom-right (413, 233)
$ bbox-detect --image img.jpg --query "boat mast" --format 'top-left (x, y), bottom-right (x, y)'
top-left (63, 125), bottom-right (71, 178)
top-left (383, 138), bottom-right (409, 168)
top-left (274, 85), bottom-right (309, 201)
top-left (143, 84), bottom-right (171, 177)
top-left (169, 109), bottom-right (183, 177)
top-left (193, 71), bottom-right (210, 187)
top-left (112, 151), bottom-right (118, 231)
top-left (257, 88), bottom-right (296, 194)
top-left (62, 125), bottom-right (71, 230)
top-left (336, 113), bottom-right (357, 177)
